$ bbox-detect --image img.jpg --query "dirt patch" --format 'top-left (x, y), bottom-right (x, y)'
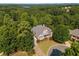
top-left (10, 51), bottom-right (28, 56)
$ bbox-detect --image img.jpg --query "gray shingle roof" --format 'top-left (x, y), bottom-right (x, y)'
top-left (48, 45), bottom-right (68, 56)
top-left (70, 29), bottom-right (79, 37)
top-left (31, 25), bottom-right (52, 38)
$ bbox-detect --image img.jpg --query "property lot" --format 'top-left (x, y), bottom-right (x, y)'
top-left (38, 39), bottom-right (59, 55)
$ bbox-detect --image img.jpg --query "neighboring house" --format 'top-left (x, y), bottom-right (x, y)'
top-left (62, 6), bottom-right (71, 13)
top-left (69, 29), bottom-right (79, 41)
top-left (31, 25), bottom-right (53, 45)
top-left (48, 45), bottom-right (68, 56)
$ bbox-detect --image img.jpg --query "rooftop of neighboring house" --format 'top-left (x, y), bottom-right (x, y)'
top-left (48, 45), bottom-right (68, 56)
top-left (31, 25), bottom-right (52, 38)
top-left (69, 29), bottom-right (79, 37)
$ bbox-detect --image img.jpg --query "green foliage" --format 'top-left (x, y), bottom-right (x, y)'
top-left (17, 21), bottom-right (34, 51)
top-left (52, 16), bottom-right (62, 27)
top-left (0, 5), bottom-right (79, 55)
top-left (20, 12), bottom-right (29, 21)
top-left (0, 21), bottom-right (34, 55)
top-left (64, 41), bottom-right (79, 56)
top-left (53, 25), bottom-right (70, 43)
top-left (31, 15), bottom-right (39, 26)
top-left (0, 25), bottom-right (16, 55)
top-left (16, 31), bottom-right (34, 51)
top-left (3, 14), bottom-right (12, 25)
top-left (0, 11), bottom-right (5, 26)
top-left (17, 21), bottom-right (31, 34)
top-left (64, 48), bottom-right (75, 56)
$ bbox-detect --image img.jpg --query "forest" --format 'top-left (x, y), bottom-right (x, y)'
top-left (0, 4), bottom-right (79, 56)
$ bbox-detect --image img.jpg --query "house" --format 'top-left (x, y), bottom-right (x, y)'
top-left (69, 29), bottom-right (79, 41)
top-left (31, 25), bottom-right (53, 45)
top-left (62, 6), bottom-right (71, 13)
top-left (48, 44), bottom-right (68, 56)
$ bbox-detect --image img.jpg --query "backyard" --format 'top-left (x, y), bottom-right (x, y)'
top-left (38, 38), bottom-right (59, 55)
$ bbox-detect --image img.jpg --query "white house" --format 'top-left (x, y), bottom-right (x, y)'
top-left (31, 25), bottom-right (53, 46)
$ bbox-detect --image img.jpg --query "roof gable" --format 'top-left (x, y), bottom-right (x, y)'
top-left (70, 29), bottom-right (79, 37)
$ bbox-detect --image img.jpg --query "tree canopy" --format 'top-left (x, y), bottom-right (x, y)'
top-left (53, 25), bottom-right (70, 43)
top-left (0, 5), bottom-right (79, 55)
top-left (64, 41), bottom-right (79, 56)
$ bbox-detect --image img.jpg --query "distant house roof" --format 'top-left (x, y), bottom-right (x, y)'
top-left (70, 29), bottom-right (79, 37)
top-left (48, 45), bottom-right (68, 56)
top-left (31, 25), bottom-right (52, 38)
